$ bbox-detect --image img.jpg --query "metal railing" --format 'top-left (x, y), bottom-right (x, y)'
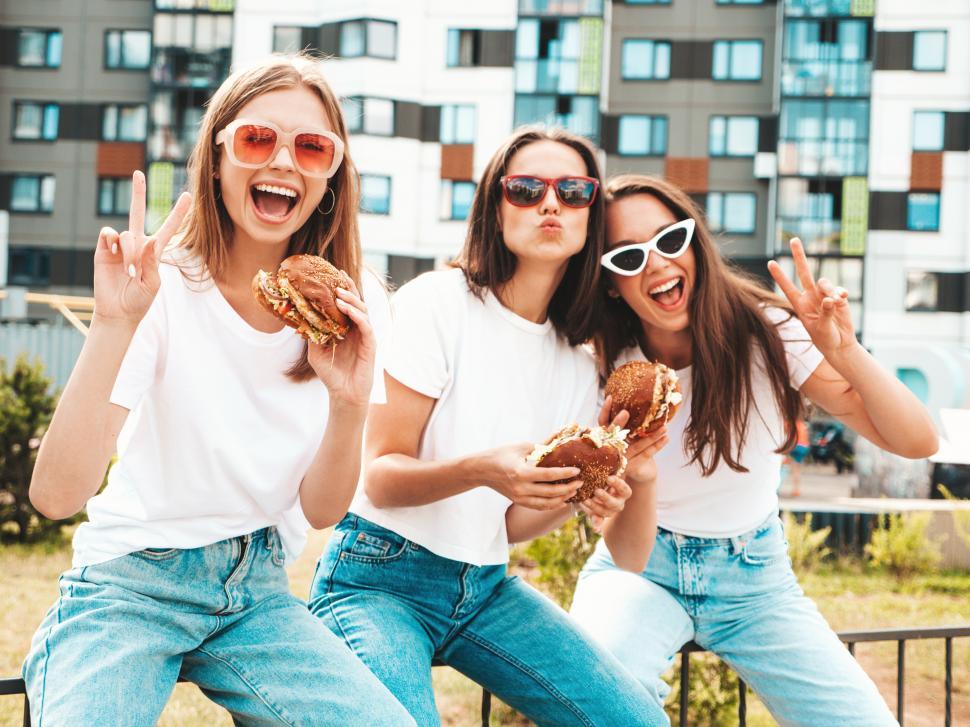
top-left (3, 625), bottom-right (967, 726)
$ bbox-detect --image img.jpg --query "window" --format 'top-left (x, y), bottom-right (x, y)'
top-left (617, 115), bottom-right (667, 156)
top-left (273, 26), bottom-right (306, 53)
top-left (105, 30), bottom-right (152, 69)
top-left (339, 19), bottom-right (396, 59)
top-left (16, 29), bottom-right (62, 68)
top-left (361, 174), bottom-right (391, 215)
top-left (447, 29), bottom-right (481, 67)
top-left (441, 180), bottom-right (476, 221)
top-left (706, 192), bottom-right (757, 234)
top-left (342, 97), bottom-right (394, 136)
top-left (907, 193), bottom-right (940, 231)
top-left (514, 94), bottom-right (600, 142)
top-left (712, 40), bottom-right (763, 81)
top-left (621, 40), bottom-right (671, 80)
top-left (103, 104), bottom-right (148, 141)
top-left (709, 116), bottom-right (758, 156)
top-left (905, 272), bottom-right (939, 312)
top-left (778, 100), bottom-right (869, 176)
top-left (913, 31), bottom-right (946, 72)
top-left (12, 102), bottom-right (59, 141)
top-left (782, 18), bottom-right (870, 97)
top-left (8, 248), bottom-right (51, 286)
top-left (97, 177), bottom-right (132, 216)
top-left (515, 18), bottom-right (583, 95)
top-left (9, 175), bottom-right (55, 213)
top-left (440, 105), bottom-right (475, 144)
top-left (912, 111), bottom-right (945, 152)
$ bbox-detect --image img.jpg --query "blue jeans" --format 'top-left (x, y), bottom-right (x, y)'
top-left (571, 515), bottom-right (898, 727)
top-left (309, 514), bottom-right (666, 727)
top-left (23, 527), bottom-right (414, 726)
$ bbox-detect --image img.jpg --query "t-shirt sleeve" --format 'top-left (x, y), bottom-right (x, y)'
top-left (109, 288), bottom-right (167, 411)
top-left (361, 269), bottom-right (390, 405)
top-left (765, 306), bottom-right (824, 390)
top-left (385, 271), bottom-right (461, 399)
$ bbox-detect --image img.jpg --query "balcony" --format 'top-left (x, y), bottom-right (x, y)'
top-left (782, 59), bottom-right (872, 97)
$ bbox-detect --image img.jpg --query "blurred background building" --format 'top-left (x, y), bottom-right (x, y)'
top-left (1, 0), bottom-right (968, 412)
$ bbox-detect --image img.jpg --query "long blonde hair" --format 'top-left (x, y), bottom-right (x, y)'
top-left (177, 52), bottom-right (362, 380)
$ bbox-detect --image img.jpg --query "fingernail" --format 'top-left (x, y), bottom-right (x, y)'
top-left (111, 243), bottom-right (118, 254)
top-left (128, 264), bottom-right (136, 278)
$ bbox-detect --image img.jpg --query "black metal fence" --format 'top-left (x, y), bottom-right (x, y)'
top-left (3, 625), bottom-right (968, 726)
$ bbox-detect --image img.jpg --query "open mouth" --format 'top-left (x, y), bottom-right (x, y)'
top-left (648, 276), bottom-right (684, 308)
top-left (250, 183), bottom-right (300, 221)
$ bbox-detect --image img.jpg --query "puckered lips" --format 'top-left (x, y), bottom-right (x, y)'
top-left (605, 360), bottom-right (683, 439)
top-left (252, 254), bottom-right (352, 345)
top-left (529, 424), bottom-right (629, 503)
top-left (250, 182), bottom-right (300, 223)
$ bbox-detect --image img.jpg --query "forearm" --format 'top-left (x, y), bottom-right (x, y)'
top-left (506, 503), bottom-right (573, 543)
top-left (601, 480), bottom-right (656, 572)
top-left (365, 450), bottom-right (491, 507)
top-left (824, 343), bottom-right (938, 458)
top-left (30, 316), bottom-right (135, 519)
top-left (299, 402), bottom-right (369, 528)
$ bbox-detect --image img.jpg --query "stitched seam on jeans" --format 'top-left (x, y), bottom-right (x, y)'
top-left (33, 586), bottom-right (65, 727)
top-left (194, 645), bottom-right (296, 726)
top-left (458, 629), bottom-right (595, 727)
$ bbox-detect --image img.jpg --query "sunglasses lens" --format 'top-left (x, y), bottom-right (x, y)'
top-left (233, 124), bottom-right (277, 165)
top-left (609, 248), bottom-right (646, 273)
top-left (656, 227), bottom-right (689, 256)
top-left (555, 177), bottom-right (597, 208)
top-left (294, 132), bottom-right (336, 175)
top-left (504, 177), bottom-right (546, 206)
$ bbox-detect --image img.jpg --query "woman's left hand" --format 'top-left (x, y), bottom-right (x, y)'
top-left (579, 475), bottom-right (632, 532)
top-left (308, 281), bottom-right (376, 408)
top-left (767, 238), bottom-right (857, 357)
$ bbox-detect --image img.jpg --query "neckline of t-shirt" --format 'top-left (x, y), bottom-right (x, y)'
top-left (201, 272), bottom-right (295, 346)
top-left (483, 290), bottom-right (554, 335)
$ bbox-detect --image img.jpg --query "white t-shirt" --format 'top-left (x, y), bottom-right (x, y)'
top-left (351, 268), bottom-right (599, 566)
top-left (615, 307), bottom-right (823, 538)
top-left (71, 253), bottom-right (389, 568)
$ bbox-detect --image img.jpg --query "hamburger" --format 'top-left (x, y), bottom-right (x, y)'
top-left (252, 254), bottom-right (352, 345)
top-left (605, 361), bottom-right (682, 439)
top-left (529, 424), bottom-right (629, 503)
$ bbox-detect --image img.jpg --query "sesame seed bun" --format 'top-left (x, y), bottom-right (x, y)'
top-left (529, 424), bottom-right (628, 503)
top-left (605, 360), bottom-right (682, 439)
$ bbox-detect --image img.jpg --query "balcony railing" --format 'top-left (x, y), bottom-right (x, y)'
top-left (4, 626), bottom-right (967, 726)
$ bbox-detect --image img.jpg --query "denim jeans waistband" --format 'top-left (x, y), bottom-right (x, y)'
top-left (659, 511), bottom-right (780, 553)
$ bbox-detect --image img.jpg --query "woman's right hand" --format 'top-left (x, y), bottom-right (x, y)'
top-left (93, 170), bottom-right (191, 325)
top-left (478, 442), bottom-right (582, 510)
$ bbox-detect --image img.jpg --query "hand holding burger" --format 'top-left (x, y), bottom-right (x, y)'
top-left (529, 424), bottom-right (629, 503)
top-left (253, 254), bottom-right (353, 345)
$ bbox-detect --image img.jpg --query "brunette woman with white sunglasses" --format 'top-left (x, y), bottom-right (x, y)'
top-left (571, 174), bottom-right (937, 726)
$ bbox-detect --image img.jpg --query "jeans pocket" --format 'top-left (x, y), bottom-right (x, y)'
top-left (740, 521), bottom-right (788, 567)
top-left (340, 527), bottom-right (409, 564)
top-left (133, 547), bottom-right (180, 561)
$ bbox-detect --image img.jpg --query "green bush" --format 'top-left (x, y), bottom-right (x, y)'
top-left (665, 653), bottom-right (740, 726)
top-left (783, 512), bottom-right (832, 573)
top-left (522, 516), bottom-right (600, 608)
top-left (937, 484), bottom-right (970, 550)
top-left (865, 511), bottom-right (942, 576)
top-left (0, 355), bottom-right (61, 542)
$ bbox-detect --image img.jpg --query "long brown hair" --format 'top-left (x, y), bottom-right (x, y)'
top-left (453, 126), bottom-right (606, 346)
top-left (595, 175), bottom-right (803, 475)
top-left (177, 52), bottom-right (361, 381)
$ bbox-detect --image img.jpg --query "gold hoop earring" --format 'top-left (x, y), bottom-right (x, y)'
top-left (317, 188), bottom-right (336, 215)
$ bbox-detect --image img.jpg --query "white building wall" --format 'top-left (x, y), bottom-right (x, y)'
top-left (866, 0), bottom-right (970, 363)
top-left (233, 1), bottom-right (517, 272)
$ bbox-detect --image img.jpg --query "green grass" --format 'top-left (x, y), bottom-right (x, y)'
top-left (1, 536), bottom-right (967, 726)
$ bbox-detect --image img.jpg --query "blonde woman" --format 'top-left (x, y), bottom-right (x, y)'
top-left (23, 55), bottom-right (413, 726)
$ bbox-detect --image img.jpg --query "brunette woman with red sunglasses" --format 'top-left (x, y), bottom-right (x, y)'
top-left (571, 174), bottom-right (937, 726)
top-left (307, 128), bottom-right (666, 726)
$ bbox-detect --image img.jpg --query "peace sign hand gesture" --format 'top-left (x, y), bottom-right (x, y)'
top-left (93, 170), bottom-right (191, 325)
top-left (767, 238), bottom-right (856, 357)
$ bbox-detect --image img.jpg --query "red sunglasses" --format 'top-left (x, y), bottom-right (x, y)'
top-left (500, 175), bottom-right (600, 209)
